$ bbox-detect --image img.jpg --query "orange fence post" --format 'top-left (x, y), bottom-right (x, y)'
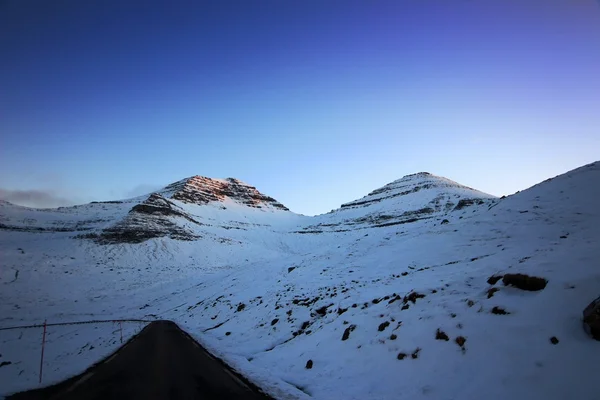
top-left (39, 319), bottom-right (47, 384)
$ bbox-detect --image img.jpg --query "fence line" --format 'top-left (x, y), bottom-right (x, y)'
top-left (0, 318), bottom-right (153, 331)
top-left (0, 318), bottom-right (154, 385)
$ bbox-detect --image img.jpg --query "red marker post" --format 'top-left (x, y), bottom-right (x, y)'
top-left (39, 320), bottom-right (47, 384)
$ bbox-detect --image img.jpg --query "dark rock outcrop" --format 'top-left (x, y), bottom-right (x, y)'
top-left (502, 274), bottom-right (547, 291)
top-left (162, 176), bottom-right (289, 210)
top-left (583, 296), bottom-right (600, 340)
top-left (93, 194), bottom-right (200, 244)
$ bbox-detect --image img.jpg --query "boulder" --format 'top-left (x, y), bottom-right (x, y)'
top-left (583, 296), bottom-right (600, 340)
top-left (502, 273), bottom-right (547, 291)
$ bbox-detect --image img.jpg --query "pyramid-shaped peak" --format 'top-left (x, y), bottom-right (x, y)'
top-left (341, 172), bottom-right (495, 211)
top-left (157, 175), bottom-right (289, 211)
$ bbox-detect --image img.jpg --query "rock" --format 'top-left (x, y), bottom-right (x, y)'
top-left (502, 273), bottom-right (547, 291)
top-left (169, 176), bottom-right (289, 210)
top-left (455, 336), bottom-right (466, 347)
top-left (487, 275), bottom-right (503, 285)
top-left (305, 359), bottom-right (313, 369)
top-left (583, 295), bottom-right (600, 340)
top-left (342, 324), bottom-right (357, 341)
top-left (404, 291), bottom-right (425, 304)
top-left (288, 267), bottom-right (296, 273)
top-left (378, 321), bottom-right (390, 332)
top-left (411, 347), bottom-right (421, 359)
top-left (491, 306), bottom-right (509, 315)
top-left (550, 336), bottom-right (559, 345)
top-left (435, 329), bottom-right (449, 341)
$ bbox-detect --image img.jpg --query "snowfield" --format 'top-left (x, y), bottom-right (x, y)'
top-left (1, 163), bottom-right (599, 399)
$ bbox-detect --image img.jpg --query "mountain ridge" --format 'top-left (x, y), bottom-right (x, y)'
top-left (1, 161), bottom-right (600, 400)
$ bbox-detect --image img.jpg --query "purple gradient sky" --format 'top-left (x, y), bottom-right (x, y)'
top-left (1, 0), bottom-right (599, 214)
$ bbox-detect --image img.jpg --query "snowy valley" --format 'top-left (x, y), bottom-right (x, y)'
top-left (1, 162), bottom-right (599, 400)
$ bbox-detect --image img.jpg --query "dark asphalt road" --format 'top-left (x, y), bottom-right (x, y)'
top-left (9, 321), bottom-right (273, 400)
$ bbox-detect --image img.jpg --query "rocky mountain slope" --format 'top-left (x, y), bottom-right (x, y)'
top-left (1, 163), bottom-right (599, 400)
top-left (303, 172), bottom-right (496, 232)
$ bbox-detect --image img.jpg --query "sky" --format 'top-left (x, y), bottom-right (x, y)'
top-left (1, 0), bottom-right (599, 215)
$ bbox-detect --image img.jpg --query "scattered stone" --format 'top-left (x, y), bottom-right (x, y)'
top-left (455, 336), bottom-right (466, 347)
top-left (467, 300), bottom-right (475, 307)
top-left (491, 306), bottom-right (509, 315)
top-left (435, 329), bottom-right (449, 341)
top-left (441, 219), bottom-right (450, 224)
top-left (337, 307), bottom-right (348, 315)
top-left (342, 325), bottom-right (357, 341)
top-left (236, 303), bottom-right (246, 312)
top-left (401, 272), bottom-right (408, 276)
top-left (305, 359), bottom-right (313, 369)
top-left (583, 295), bottom-right (600, 340)
top-left (271, 318), bottom-right (279, 326)
top-left (225, 332), bottom-right (231, 336)
top-left (550, 336), bottom-right (559, 345)
top-left (401, 304), bottom-right (410, 310)
top-left (288, 267), bottom-right (296, 273)
top-left (378, 321), bottom-right (390, 332)
top-left (411, 348), bottom-right (421, 359)
top-left (404, 291), bottom-right (425, 304)
top-left (390, 334), bottom-right (397, 340)
top-left (0, 361), bottom-right (12, 368)
top-left (397, 352), bottom-right (407, 360)
top-left (502, 273), bottom-right (547, 291)
top-left (487, 288), bottom-right (499, 299)
top-left (315, 304), bottom-right (331, 316)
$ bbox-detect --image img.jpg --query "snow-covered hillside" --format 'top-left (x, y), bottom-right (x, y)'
top-left (1, 164), bottom-right (599, 400)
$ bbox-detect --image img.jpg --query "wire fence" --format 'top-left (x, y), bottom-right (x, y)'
top-left (0, 318), bottom-right (153, 331)
top-left (0, 318), bottom-right (154, 385)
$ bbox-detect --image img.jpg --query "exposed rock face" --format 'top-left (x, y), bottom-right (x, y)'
top-left (94, 194), bottom-right (200, 244)
top-left (85, 176), bottom-right (289, 243)
top-left (161, 176), bottom-right (289, 211)
top-left (130, 194), bottom-right (199, 223)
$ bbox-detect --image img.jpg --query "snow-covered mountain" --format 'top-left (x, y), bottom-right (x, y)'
top-left (1, 163), bottom-right (599, 400)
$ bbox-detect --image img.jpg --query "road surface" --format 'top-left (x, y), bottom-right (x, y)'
top-left (8, 320), bottom-right (273, 400)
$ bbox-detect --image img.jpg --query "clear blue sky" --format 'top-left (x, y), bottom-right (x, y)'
top-left (1, 0), bottom-right (599, 215)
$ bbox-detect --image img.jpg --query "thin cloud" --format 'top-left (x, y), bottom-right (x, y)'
top-left (125, 184), bottom-right (164, 198)
top-left (0, 188), bottom-right (77, 209)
